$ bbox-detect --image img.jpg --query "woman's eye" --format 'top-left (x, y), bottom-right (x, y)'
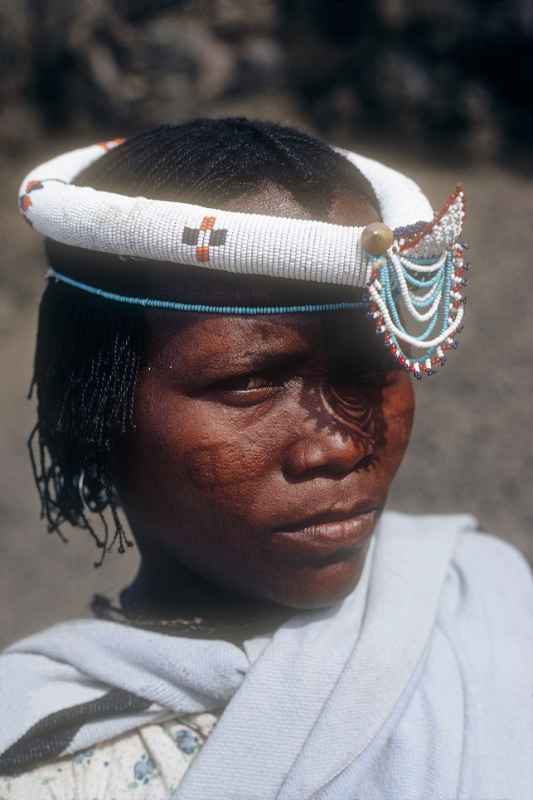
top-left (217, 374), bottom-right (280, 391)
top-left (209, 371), bottom-right (288, 406)
top-left (352, 370), bottom-right (389, 386)
top-left (338, 353), bottom-right (401, 386)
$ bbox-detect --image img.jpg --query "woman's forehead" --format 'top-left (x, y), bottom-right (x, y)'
top-left (147, 314), bottom-right (317, 361)
top-left (145, 311), bottom-right (380, 373)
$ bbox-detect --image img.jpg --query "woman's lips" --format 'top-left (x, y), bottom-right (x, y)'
top-left (268, 508), bottom-right (378, 565)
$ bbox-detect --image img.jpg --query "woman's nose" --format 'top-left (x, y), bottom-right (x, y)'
top-left (282, 426), bottom-right (372, 480)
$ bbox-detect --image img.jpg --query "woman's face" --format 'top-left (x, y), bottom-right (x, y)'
top-left (115, 187), bottom-right (415, 609)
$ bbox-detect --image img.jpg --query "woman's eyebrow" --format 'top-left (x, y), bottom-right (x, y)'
top-left (196, 347), bottom-right (310, 377)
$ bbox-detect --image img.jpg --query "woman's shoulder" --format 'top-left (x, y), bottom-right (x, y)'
top-left (383, 509), bottom-right (532, 587)
top-left (452, 523), bottom-right (533, 597)
top-left (437, 519), bottom-right (533, 640)
top-left (381, 509), bottom-right (533, 629)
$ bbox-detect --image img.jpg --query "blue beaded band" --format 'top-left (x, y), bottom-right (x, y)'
top-left (47, 268), bottom-right (371, 315)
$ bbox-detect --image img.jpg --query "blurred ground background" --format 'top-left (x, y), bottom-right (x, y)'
top-left (1, 0), bottom-right (532, 649)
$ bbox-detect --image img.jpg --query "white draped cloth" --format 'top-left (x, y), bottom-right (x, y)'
top-left (1, 511), bottom-right (532, 799)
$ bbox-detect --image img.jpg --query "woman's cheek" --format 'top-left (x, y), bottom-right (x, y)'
top-left (131, 373), bottom-right (281, 499)
top-left (172, 396), bottom-right (287, 491)
top-left (183, 428), bottom-right (277, 489)
top-left (380, 374), bottom-right (415, 469)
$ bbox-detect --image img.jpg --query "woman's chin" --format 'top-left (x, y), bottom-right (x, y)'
top-left (256, 545), bottom-right (370, 611)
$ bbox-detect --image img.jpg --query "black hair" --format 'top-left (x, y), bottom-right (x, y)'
top-left (30, 117), bottom-right (380, 563)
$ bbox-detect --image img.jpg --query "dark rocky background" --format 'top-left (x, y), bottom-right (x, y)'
top-left (1, 0), bottom-right (532, 647)
top-left (2, 0), bottom-right (532, 162)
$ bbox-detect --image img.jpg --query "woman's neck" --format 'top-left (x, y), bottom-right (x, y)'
top-left (119, 549), bottom-right (298, 637)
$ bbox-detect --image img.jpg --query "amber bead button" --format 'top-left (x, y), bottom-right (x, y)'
top-left (361, 222), bottom-right (394, 255)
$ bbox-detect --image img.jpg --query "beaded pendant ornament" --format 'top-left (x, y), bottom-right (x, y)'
top-left (365, 187), bottom-right (467, 379)
top-left (18, 139), bottom-right (467, 380)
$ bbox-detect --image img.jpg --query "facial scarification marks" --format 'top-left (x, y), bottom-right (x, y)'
top-left (320, 383), bottom-right (376, 441)
top-left (298, 374), bottom-right (387, 467)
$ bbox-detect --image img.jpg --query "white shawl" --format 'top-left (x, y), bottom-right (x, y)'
top-left (1, 511), bottom-right (532, 799)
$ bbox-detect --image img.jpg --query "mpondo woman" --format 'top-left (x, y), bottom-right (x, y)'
top-left (1, 118), bottom-right (532, 800)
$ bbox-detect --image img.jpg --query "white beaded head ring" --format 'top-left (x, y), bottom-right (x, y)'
top-left (18, 138), bottom-right (467, 379)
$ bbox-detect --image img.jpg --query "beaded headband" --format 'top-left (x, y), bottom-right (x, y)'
top-left (19, 138), bottom-right (467, 379)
